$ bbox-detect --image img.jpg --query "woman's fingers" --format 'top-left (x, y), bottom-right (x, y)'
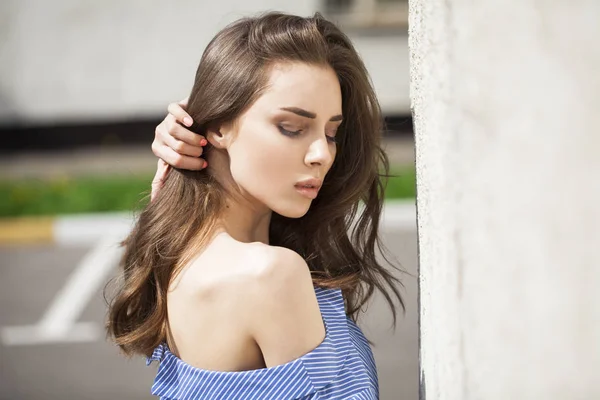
top-left (167, 101), bottom-right (193, 128)
top-left (164, 114), bottom-right (206, 147)
top-left (151, 159), bottom-right (171, 202)
top-left (152, 142), bottom-right (207, 171)
top-left (160, 122), bottom-right (205, 158)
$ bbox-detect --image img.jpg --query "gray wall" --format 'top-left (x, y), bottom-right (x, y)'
top-left (0, 0), bottom-right (409, 126)
top-left (410, 0), bottom-right (600, 398)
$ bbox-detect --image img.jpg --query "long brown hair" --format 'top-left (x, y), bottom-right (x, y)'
top-left (105, 11), bottom-right (406, 358)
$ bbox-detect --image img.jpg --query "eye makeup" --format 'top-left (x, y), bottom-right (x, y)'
top-left (277, 124), bottom-right (337, 143)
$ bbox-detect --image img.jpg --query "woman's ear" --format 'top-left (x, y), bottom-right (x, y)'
top-left (206, 128), bottom-right (226, 149)
top-left (206, 121), bottom-right (235, 149)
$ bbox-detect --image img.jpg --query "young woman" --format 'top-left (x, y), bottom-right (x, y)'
top-left (106, 11), bottom-right (405, 400)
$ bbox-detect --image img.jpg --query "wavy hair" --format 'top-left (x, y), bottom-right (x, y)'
top-left (105, 11), bottom-right (406, 358)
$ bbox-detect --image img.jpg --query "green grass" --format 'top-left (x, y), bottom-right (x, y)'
top-left (386, 165), bottom-right (416, 200)
top-left (0, 175), bottom-right (153, 218)
top-left (0, 166), bottom-right (415, 217)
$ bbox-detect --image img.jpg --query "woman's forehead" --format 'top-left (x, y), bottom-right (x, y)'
top-left (253, 62), bottom-right (342, 115)
top-left (266, 62), bottom-right (337, 89)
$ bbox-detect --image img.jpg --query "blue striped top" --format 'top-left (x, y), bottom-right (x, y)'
top-left (146, 286), bottom-right (379, 399)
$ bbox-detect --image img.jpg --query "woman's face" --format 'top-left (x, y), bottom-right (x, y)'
top-left (222, 62), bottom-right (342, 218)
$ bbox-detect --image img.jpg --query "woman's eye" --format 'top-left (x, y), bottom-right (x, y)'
top-left (278, 125), bottom-right (337, 144)
top-left (278, 125), bottom-right (301, 136)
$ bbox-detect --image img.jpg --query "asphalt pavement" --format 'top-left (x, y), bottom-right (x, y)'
top-left (0, 227), bottom-right (418, 400)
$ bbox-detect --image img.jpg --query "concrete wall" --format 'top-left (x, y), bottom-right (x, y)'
top-left (409, 0), bottom-right (600, 398)
top-left (0, 0), bottom-right (409, 126)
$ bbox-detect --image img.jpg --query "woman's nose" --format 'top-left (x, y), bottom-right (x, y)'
top-left (305, 136), bottom-right (334, 167)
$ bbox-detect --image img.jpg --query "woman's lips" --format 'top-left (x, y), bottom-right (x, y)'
top-left (294, 185), bottom-right (319, 199)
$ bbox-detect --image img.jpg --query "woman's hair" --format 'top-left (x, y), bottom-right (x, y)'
top-left (105, 11), bottom-right (406, 358)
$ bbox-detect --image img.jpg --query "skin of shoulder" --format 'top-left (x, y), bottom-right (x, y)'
top-left (245, 245), bottom-right (327, 368)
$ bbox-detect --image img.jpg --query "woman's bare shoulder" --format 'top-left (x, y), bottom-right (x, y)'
top-left (179, 235), bottom-right (316, 307)
top-left (241, 244), bottom-right (326, 368)
top-left (245, 243), bottom-right (311, 279)
top-left (176, 239), bottom-right (324, 367)
top-left (178, 238), bottom-right (306, 296)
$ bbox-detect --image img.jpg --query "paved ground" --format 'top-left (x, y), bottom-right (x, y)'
top-left (0, 227), bottom-right (418, 400)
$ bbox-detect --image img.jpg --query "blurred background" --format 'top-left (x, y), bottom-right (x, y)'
top-left (0, 0), bottom-right (417, 399)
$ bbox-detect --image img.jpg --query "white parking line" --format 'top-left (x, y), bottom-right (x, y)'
top-left (1, 322), bottom-right (100, 346)
top-left (54, 212), bottom-right (133, 246)
top-left (1, 234), bottom-right (124, 346)
top-left (39, 234), bottom-right (123, 336)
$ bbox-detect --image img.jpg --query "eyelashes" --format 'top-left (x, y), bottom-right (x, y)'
top-left (277, 125), bottom-right (337, 144)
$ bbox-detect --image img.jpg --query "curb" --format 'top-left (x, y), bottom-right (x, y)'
top-left (0, 212), bottom-right (134, 246)
top-left (0, 200), bottom-right (416, 246)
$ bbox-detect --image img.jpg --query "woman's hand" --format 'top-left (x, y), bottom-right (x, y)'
top-left (151, 97), bottom-right (208, 171)
top-left (150, 97), bottom-right (208, 201)
top-left (151, 159), bottom-right (171, 202)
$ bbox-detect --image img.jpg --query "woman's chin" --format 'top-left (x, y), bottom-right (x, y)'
top-left (274, 203), bottom-right (312, 219)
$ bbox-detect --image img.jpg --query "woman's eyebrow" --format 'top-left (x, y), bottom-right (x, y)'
top-left (280, 107), bottom-right (343, 122)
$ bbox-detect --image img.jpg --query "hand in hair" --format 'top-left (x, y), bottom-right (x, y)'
top-left (151, 97), bottom-right (209, 171)
top-left (150, 97), bottom-right (209, 201)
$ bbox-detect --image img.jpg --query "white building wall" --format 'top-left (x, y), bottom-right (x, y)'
top-left (0, 0), bottom-right (409, 126)
top-left (410, 0), bottom-right (600, 398)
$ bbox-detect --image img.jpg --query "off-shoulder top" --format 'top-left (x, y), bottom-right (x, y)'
top-left (146, 286), bottom-right (379, 399)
